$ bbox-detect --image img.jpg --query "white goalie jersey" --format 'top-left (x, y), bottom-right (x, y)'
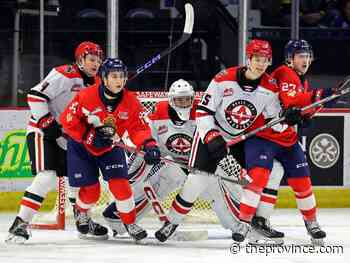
top-left (147, 100), bottom-right (197, 164)
top-left (127, 100), bottom-right (197, 197)
top-left (196, 67), bottom-right (281, 142)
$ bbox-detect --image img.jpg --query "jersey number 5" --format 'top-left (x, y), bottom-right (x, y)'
top-left (200, 94), bottom-right (211, 106)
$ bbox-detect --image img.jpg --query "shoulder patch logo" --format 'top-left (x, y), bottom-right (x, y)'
top-left (65, 64), bottom-right (76, 74)
top-left (157, 125), bottom-right (168, 135)
top-left (223, 88), bottom-right (233, 97)
top-left (269, 78), bottom-right (277, 84)
top-left (71, 84), bottom-right (83, 92)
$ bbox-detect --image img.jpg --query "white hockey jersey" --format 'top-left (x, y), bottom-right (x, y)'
top-left (147, 101), bottom-right (197, 164)
top-left (26, 64), bottom-right (98, 148)
top-left (196, 67), bottom-right (281, 142)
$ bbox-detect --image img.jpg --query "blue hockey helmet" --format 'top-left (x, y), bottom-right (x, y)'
top-left (99, 58), bottom-right (128, 80)
top-left (284, 39), bottom-right (313, 64)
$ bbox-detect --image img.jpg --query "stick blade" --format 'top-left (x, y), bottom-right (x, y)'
top-left (170, 230), bottom-right (208, 241)
top-left (183, 3), bottom-right (194, 34)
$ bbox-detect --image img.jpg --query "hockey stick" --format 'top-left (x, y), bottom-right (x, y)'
top-left (113, 141), bottom-right (249, 185)
top-left (128, 3), bottom-right (194, 81)
top-left (227, 78), bottom-right (350, 147)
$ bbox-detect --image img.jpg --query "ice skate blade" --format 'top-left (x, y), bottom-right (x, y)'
top-left (5, 234), bottom-right (28, 244)
top-left (311, 237), bottom-right (325, 246)
top-left (170, 230), bottom-right (208, 241)
top-left (78, 233), bottom-right (109, 240)
top-left (248, 237), bottom-right (284, 246)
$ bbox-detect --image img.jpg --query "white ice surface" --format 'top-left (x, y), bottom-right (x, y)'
top-left (0, 209), bottom-right (349, 263)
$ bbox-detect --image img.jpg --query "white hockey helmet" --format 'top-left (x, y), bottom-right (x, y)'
top-left (168, 79), bottom-right (195, 121)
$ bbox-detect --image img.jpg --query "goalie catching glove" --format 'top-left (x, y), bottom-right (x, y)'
top-left (37, 113), bottom-right (62, 140)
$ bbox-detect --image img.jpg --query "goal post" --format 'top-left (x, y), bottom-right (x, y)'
top-left (31, 91), bottom-right (218, 230)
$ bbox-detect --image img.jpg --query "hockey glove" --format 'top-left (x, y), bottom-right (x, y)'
top-left (92, 125), bottom-right (115, 148)
top-left (37, 113), bottom-right (62, 140)
top-left (303, 89), bottom-right (323, 117)
top-left (282, 107), bottom-right (303, 126)
top-left (142, 139), bottom-right (161, 165)
top-left (205, 131), bottom-right (228, 162)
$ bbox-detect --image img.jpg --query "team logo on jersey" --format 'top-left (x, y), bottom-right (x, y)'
top-left (309, 133), bottom-right (340, 169)
top-left (166, 133), bottom-right (192, 156)
top-left (103, 114), bottom-right (116, 129)
top-left (224, 100), bottom-right (257, 130)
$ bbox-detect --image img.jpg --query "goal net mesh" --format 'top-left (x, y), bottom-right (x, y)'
top-left (32, 91), bottom-right (218, 229)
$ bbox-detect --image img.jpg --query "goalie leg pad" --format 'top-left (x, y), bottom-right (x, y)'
top-left (205, 176), bottom-right (242, 231)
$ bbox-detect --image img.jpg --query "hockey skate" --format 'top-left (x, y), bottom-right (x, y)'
top-left (248, 216), bottom-right (284, 245)
top-left (304, 220), bottom-right (326, 246)
top-left (124, 223), bottom-right (147, 241)
top-left (75, 209), bottom-right (108, 240)
top-left (232, 221), bottom-right (250, 242)
top-left (5, 216), bottom-right (31, 244)
top-left (155, 221), bottom-right (178, 242)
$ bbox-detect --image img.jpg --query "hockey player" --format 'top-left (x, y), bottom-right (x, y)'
top-left (59, 58), bottom-right (161, 241)
top-left (154, 39), bottom-right (294, 242)
top-left (235, 39), bottom-right (337, 245)
top-left (6, 41), bottom-right (103, 244)
top-left (102, 79), bottom-right (197, 236)
top-left (102, 79), bottom-right (284, 241)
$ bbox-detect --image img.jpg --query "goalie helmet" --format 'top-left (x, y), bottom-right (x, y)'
top-left (75, 41), bottom-right (104, 73)
top-left (168, 79), bottom-right (195, 121)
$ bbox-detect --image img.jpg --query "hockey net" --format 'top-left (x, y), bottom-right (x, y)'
top-left (31, 91), bottom-right (217, 230)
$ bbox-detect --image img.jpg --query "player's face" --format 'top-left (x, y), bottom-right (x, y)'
top-left (105, 71), bottom-right (127, 94)
top-left (173, 96), bottom-right (193, 108)
top-left (81, 54), bottom-right (102, 77)
top-left (291, 52), bottom-right (312, 75)
top-left (247, 54), bottom-right (270, 78)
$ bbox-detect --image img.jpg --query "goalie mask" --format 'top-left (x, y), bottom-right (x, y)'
top-left (168, 79), bottom-right (195, 121)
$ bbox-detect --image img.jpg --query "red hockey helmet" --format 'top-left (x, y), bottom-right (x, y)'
top-left (74, 41), bottom-right (104, 62)
top-left (246, 39), bottom-right (272, 60)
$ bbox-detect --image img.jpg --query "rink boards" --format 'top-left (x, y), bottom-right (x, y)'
top-left (0, 108), bottom-right (349, 210)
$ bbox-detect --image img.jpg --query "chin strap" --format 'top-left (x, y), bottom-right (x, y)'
top-left (102, 84), bottom-right (120, 98)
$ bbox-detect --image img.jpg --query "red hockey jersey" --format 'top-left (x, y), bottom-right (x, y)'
top-left (256, 65), bottom-right (313, 146)
top-left (60, 84), bottom-right (153, 156)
